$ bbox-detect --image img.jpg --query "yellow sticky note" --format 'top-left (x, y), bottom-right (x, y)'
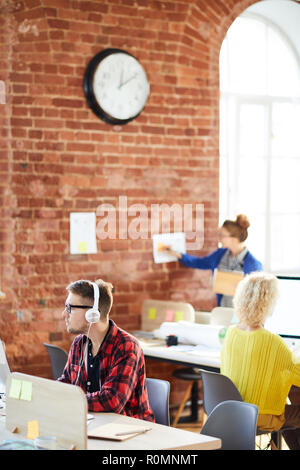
top-left (78, 241), bottom-right (87, 253)
top-left (148, 308), bottom-right (157, 320)
top-left (27, 420), bottom-right (39, 440)
top-left (9, 379), bottom-right (22, 399)
top-left (175, 311), bottom-right (184, 322)
top-left (20, 380), bottom-right (32, 401)
top-left (165, 309), bottom-right (174, 322)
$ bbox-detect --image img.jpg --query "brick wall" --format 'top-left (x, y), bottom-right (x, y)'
top-left (0, 0), bottom-right (255, 403)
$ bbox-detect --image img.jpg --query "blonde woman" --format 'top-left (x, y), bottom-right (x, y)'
top-left (221, 272), bottom-right (300, 449)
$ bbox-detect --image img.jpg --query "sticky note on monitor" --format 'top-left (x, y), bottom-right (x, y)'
top-left (148, 308), bottom-right (157, 320)
top-left (9, 379), bottom-right (33, 401)
top-left (27, 420), bottom-right (39, 440)
top-left (9, 378), bottom-right (22, 399)
top-left (175, 311), bottom-right (184, 322)
top-left (20, 380), bottom-right (32, 401)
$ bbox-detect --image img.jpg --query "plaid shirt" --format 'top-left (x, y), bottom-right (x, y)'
top-left (58, 320), bottom-right (155, 422)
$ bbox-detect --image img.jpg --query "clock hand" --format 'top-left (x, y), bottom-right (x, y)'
top-left (119, 68), bottom-right (124, 88)
top-left (118, 73), bottom-right (138, 89)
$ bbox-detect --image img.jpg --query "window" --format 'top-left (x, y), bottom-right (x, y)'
top-left (219, 14), bottom-right (300, 273)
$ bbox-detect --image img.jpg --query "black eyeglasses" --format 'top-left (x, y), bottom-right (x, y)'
top-left (65, 303), bottom-right (93, 314)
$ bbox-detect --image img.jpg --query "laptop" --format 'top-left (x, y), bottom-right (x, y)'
top-left (0, 339), bottom-right (11, 395)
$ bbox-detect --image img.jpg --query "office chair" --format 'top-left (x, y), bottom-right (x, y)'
top-left (210, 307), bottom-right (234, 327)
top-left (171, 307), bottom-right (234, 427)
top-left (145, 378), bottom-right (170, 426)
top-left (43, 343), bottom-right (68, 380)
top-left (200, 368), bottom-right (243, 416)
top-left (200, 369), bottom-right (293, 450)
top-left (200, 400), bottom-right (258, 450)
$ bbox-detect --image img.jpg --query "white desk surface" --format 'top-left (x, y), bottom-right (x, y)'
top-left (87, 412), bottom-right (221, 450)
top-left (0, 412), bottom-right (221, 451)
top-left (136, 336), bottom-right (221, 370)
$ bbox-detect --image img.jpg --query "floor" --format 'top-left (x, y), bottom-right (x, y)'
top-left (170, 404), bottom-right (289, 450)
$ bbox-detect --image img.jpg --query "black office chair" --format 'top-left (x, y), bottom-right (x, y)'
top-left (172, 367), bottom-right (203, 427)
top-left (145, 377), bottom-right (170, 426)
top-left (200, 369), bottom-right (293, 450)
top-left (201, 400), bottom-right (258, 450)
top-left (43, 343), bottom-right (68, 380)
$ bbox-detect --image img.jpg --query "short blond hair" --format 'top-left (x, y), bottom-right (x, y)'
top-left (233, 272), bottom-right (279, 328)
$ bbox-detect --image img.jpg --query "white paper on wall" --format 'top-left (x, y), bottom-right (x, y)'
top-left (70, 212), bottom-right (97, 255)
top-left (152, 232), bottom-right (186, 264)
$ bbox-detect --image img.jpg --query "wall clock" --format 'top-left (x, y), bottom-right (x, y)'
top-left (83, 48), bottom-right (150, 125)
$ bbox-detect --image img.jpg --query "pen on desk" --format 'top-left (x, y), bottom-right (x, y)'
top-left (115, 428), bottom-right (151, 436)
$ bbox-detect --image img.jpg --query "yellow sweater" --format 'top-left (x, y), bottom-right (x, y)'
top-left (220, 326), bottom-right (300, 416)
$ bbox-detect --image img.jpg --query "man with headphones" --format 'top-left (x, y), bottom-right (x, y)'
top-left (58, 278), bottom-right (155, 422)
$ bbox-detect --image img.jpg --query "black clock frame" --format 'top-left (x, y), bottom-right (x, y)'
top-left (83, 48), bottom-right (147, 125)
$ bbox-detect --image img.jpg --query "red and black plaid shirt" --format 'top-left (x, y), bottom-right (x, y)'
top-left (58, 320), bottom-right (155, 422)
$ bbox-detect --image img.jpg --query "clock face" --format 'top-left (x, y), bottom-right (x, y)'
top-left (83, 49), bottom-right (150, 125)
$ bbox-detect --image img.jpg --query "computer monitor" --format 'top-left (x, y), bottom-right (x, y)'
top-left (0, 339), bottom-right (11, 394)
top-left (264, 276), bottom-right (300, 340)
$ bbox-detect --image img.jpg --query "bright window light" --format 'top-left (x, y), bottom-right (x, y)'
top-left (219, 14), bottom-right (300, 273)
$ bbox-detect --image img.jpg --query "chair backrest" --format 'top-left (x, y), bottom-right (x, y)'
top-left (200, 400), bottom-right (258, 450)
top-left (141, 299), bottom-right (195, 331)
top-left (195, 311), bottom-right (211, 324)
top-left (43, 343), bottom-right (68, 380)
top-left (145, 377), bottom-right (170, 426)
top-left (210, 307), bottom-right (234, 327)
top-left (200, 369), bottom-right (243, 416)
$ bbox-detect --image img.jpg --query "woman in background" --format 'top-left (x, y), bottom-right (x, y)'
top-left (221, 271), bottom-right (300, 449)
top-left (162, 214), bottom-right (262, 307)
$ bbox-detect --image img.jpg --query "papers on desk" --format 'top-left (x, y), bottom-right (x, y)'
top-left (88, 423), bottom-right (152, 441)
top-left (168, 344), bottom-right (221, 358)
top-left (153, 321), bottom-right (224, 350)
top-left (168, 345), bottom-right (195, 352)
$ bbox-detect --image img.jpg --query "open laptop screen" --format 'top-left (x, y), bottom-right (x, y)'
top-left (264, 276), bottom-right (300, 339)
top-left (0, 340), bottom-right (11, 394)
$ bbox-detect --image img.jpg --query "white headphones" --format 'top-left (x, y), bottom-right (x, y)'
top-left (85, 282), bottom-right (101, 323)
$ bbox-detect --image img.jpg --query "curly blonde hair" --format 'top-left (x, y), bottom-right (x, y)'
top-left (233, 272), bottom-right (279, 328)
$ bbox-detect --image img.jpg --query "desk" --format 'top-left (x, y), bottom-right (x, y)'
top-left (87, 412), bottom-right (220, 450)
top-left (0, 413), bottom-right (221, 451)
top-left (137, 337), bottom-right (221, 372)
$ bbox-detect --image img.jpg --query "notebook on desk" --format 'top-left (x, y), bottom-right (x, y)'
top-left (88, 422), bottom-right (152, 441)
top-left (0, 339), bottom-right (11, 395)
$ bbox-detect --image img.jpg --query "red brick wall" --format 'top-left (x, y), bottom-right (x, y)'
top-left (0, 0), bottom-right (255, 396)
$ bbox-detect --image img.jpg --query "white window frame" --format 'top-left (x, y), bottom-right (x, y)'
top-left (219, 12), bottom-right (300, 274)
